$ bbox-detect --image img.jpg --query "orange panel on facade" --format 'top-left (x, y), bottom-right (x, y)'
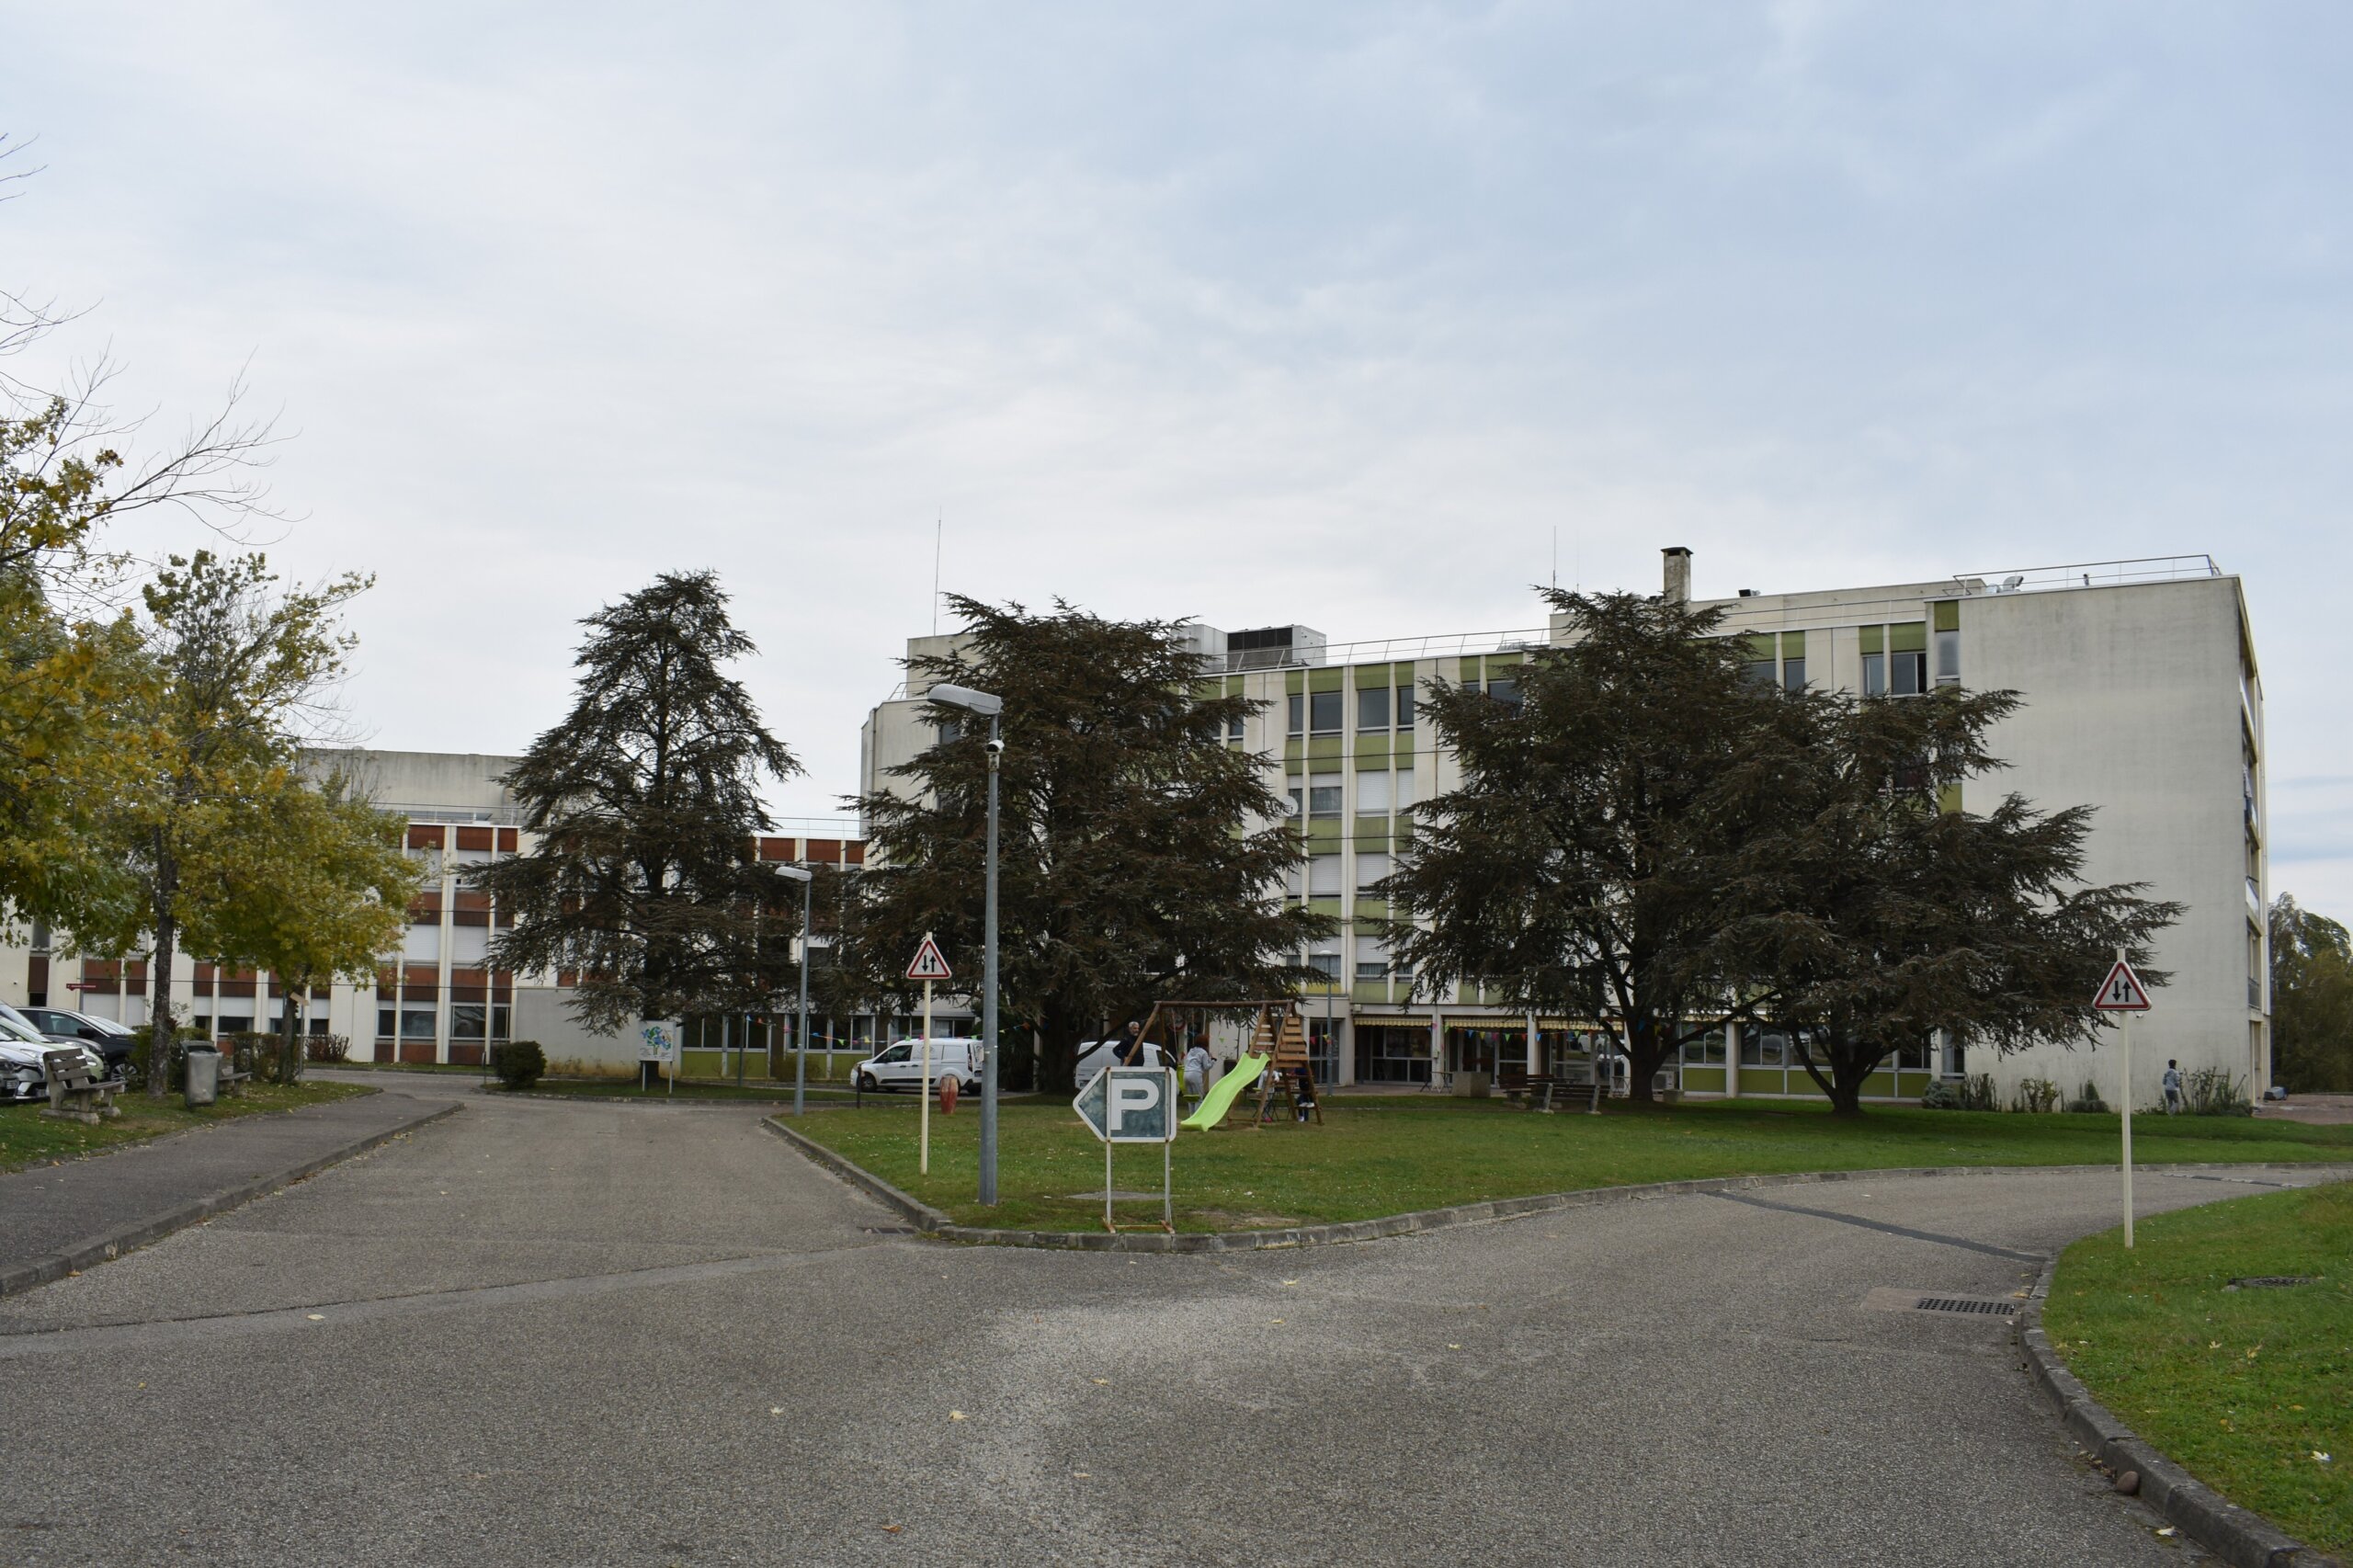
top-left (455, 825), bottom-right (494, 851)
top-left (804, 838), bottom-right (841, 863)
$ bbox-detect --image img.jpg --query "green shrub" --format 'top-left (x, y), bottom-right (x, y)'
top-left (2011, 1076), bottom-right (2062, 1114)
top-left (2183, 1064), bottom-right (2253, 1116)
top-left (306, 1033), bottom-right (352, 1063)
top-left (2065, 1079), bottom-right (2109, 1114)
top-left (492, 1040), bottom-right (546, 1090)
top-left (126, 1026), bottom-right (189, 1092)
top-left (1919, 1078), bottom-right (1962, 1109)
top-left (1961, 1073), bottom-right (1998, 1110)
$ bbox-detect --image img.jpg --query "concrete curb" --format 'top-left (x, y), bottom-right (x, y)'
top-left (0, 1100), bottom-right (460, 1301)
top-left (2017, 1254), bottom-right (2345, 1568)
top-left (759, 1118), bottom-right (2353, 1256)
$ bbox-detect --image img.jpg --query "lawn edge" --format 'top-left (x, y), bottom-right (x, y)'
top-left (759, 1116), bottom-right (2353, 1256)
top-left (2017, 1233), bottom-right (2348, 1568)
top-left (0, 1097), bottom-right (459, 1301)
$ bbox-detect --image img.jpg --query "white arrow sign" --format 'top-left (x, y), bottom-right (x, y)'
top-left (904, 935), bottom-right (954, 983)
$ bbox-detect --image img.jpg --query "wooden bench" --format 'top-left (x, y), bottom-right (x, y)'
top-left (40, 1048), bottom-right (121, 1125)
top-left (1499, 1066), bottom-right (1605, 1113)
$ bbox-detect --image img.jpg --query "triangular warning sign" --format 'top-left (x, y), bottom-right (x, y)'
top-left (2092, 959), bottom-right (2151, 1012)
top-left (904, 934), bottom-right (954, 983)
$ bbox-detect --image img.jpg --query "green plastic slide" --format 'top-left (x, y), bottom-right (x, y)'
top-left (1180, 1052), bottom-right (1270, 1131)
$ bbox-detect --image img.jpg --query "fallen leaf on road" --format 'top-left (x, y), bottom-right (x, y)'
top-left (882, 1524), bottom-right (902, 1533)
top-left (1091, 1378), bottom-right (1108, 1385)
top-left (1279, 1279), bottom-right (1298, 1287)
top-left (949, 1411), bottom-right (966, 1421)
top-left (306, 1313), bottom-right (324, 1322)
top-left (1447, 1344), bottom-right (1461, 1350)
top-left (1074, 1472), bottom-right (1090, 1479)
top-left (770, 1407), bottom-right (784, 1416)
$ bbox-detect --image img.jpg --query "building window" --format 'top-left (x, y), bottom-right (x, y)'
top-left (1307, 855), bottom-right (1342, 897)
top-left (1355, 771), bottom-right (1391, 816)
top-left (1896, 1039), bottom-right (1929, 1071)
top-left (1780, 659), bottom-right (1806, 693)
top-left (1393, 769), bottom-right (1417, 813)
top-left (1227, 711), bottom-right (1245, 743)
top-left (1486, 676), bottom-right (1520, 710)
top-left (1934, 630), bottom-right (1961, 686)
top-left (1287, 693), bottom-right (1304, 736)
top-left (1309, 689), bottom-right (1343, 733)
top-left (1355, 936), bottom-right (1390, 983)
top-left (1283, 864), bottom-right (1303, 900)
top-left (1861, 653), bottom-right (1885, 697)
top-left (1744, 658), bottom-right (1776, 686)
top-left (1742, 1027), bottom-right (1789, 1067)
top-left (1287, 784), bottom-right (1304, 819)
top-left (1355, 851), bottom-right (1390, 893)
top-left (377, 1006), bottom-right (396, 1040)
top-left (1397, 685), bottom-right (1415, 730)
top-left (449, 1004), bottom-right (488, 1040)
top-left (1891, 651), bottom-right (1926, 696)
top-left (1306, 940), bottom-right (1342, 982)
top-left (400, 1007), bottom-right (438, 1040)
top-left (1307, 781), bottom-right (1343, 818)
top-left (1357, 686), bottom-right (1390, 730)
top-left (492, 1005), bottom-right (512, 1040)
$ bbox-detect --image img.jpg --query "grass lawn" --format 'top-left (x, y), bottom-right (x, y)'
top-left (2042, 1181), bottom-right (2351, 1555)
top-left (781, 1093), bottom-right (2353, 1234)
top-left (0, 1082), bottom-right (375, 1175)
top-left (506, 1077), bottom-right (858, 1102)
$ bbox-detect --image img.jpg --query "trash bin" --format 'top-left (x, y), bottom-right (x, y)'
top-left (184, 1043), bottom-right (222, 1108)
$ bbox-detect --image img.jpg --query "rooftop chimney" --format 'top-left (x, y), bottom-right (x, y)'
top-left (1662, 546), bottom-right (1692, 603)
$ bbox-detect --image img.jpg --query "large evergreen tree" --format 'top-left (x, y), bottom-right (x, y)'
top-left (848, 595), bottom-right (1324, 1095)
top-left (1384, 588), bottom-right (1806, 1102)
top-left (472, 572), bottom-right (801, 1033)
top-left (1723, 687), bottom-right (2180, 1115)
top-left (2269, 894), bottom-right (2353, 1092)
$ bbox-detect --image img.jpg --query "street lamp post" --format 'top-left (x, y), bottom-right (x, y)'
top-left (929, 683), bottom-right (1004, 1205)
top-left (777, 864), bottom-right (814, 1117)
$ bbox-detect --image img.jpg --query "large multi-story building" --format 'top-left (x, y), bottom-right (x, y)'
top-left (0, 750), bottom-right (879, 1079)
top-left (861, 551), bottom-right (2268, 1107)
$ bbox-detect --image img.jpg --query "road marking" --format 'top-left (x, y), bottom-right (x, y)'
top-left (1711, 1192), bottom-right (2045, 1263)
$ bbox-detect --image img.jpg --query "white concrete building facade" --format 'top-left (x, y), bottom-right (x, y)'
top-left (860, 553), bottom-right (2268, 1106)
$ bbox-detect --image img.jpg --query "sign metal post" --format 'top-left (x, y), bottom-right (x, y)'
top-left (2093, 949), bottom-right (2154, 1249)
top-left (904, 934), bottom-right (954, 1179)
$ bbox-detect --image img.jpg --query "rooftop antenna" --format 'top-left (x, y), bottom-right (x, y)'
top-left (931, 514), bottom-right (942, 637)
top-left (1551, 526), bottom-right (1557, 591)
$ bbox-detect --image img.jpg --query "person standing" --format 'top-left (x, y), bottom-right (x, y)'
top-left (1116, 1020), bottom-right (1147, 1067)
top-left (2162, 1059), bottom-right (2185, 1115)
top-left (1182, 1039), bottom-right (1213, 1106)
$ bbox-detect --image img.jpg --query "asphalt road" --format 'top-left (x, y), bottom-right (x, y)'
top-left (4, 1088), bottom-right (2336, 1566)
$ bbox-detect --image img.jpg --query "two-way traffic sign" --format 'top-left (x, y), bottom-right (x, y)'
top-left (904, 935), bottom-right (954, 983)
top-left (2093, 957), bottom-right (2152, 1012)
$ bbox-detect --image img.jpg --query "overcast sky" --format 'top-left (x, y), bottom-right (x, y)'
top-left (5, 4), bottom-right (2348, 904)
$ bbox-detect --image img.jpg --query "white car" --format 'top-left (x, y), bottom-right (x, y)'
top-left (0, 1008), bottom-right (102, 1103)
top-left (1072, 1038), bottom-right (1170, 1085)
top-left (853, 1039), bottom-right (983, 1095)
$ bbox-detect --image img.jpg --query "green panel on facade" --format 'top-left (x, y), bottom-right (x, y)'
top-left (1355, 733), bottom-right (1391, 763)
top-left (1393, 662), bottom-right (1417, 685)
top-left (1284, 739), bottom-right (1303, 766)
top-left (1738, 1068), bottom-right (1786, 1096)
top-left (1226, 676), bottom-right (1246, 697)
top-left (1308, 897), bottom-right (1343, 917)
top-left (1309, 667), bottom-right (1343, 693)
top-left (1355, 896), bottom-right (1390, 918)
top-left (1681, 1067), bottom-right (1727, 1093)
top-left (1355, 824), bottom-right (1389, 849)
top-left (1487, 651), bottom-right (1523, 670)
top-left (1353, 664), bottom-right (1391, 687)
top-left (1306, 820), bottom-right (1342, 848)
top-left (1351, 982), bottom-right (1391, 1006)
top-left (1860, 1072), bottom-right (1895, 1096)
top-left (1286, 669), bottom-right (1304, 695)
top-left (1780, 630), bottom-right (1805, 658)
top-left (1938, 782), bottom-right (1963, 815)
top-left (1894, 1072), bottom-right (1932, 1099)
top-left (1309, 736), bottom-right (1343, 763)
top-left (1458, 656), bottom-right (1483, 683)
top-left (1392, 742), bottom-right (1415, 767)
top-left (1933, 600), bottom-right (1961, 633)
top-left (1859, 625), bottom-right (1883, 653)
top-left (1891, 621), bottom-right (1927, 653)
top-left (1744, 633), bottom-right (1776, 660)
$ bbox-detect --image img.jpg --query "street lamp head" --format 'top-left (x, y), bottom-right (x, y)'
top-left (775, 865), bottom-right (814, 883)
top-left (928, 683), bottom-right (1004, 718)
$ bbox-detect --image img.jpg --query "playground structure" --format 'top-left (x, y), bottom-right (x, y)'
top-left (1120, 999), bottom-right (1323, 1131)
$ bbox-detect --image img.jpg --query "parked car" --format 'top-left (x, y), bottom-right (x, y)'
top-left (0, 1008), bottom-right (102, 1104)
top-left (17, 1006), bottom-right (135, 1083)
top-left (1072, 1038), bottom-right (1170, 1086)
top-left (852, 1039), bottom-right (983, 1095)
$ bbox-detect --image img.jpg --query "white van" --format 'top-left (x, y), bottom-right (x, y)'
top-left (853, 1039), bottom-right (983, 1095)
top-left (1072, 1038), bottom-right (1169, 1085)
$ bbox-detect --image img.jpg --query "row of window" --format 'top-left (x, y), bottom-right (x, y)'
top-left (1290, 850), bottom-right (1396, 900)
top-left (1286, 767), bottom-right (1418, 820)
top-left (1287, 685), bottom-right (1419, 737)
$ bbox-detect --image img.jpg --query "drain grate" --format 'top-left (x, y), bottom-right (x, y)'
top-left (1915, 1296), bottom-right (2018, 1317)
top-left (2225, 1276), bottom-right (2314, 1290)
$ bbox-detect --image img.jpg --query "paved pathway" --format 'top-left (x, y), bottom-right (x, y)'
top-left (3, 1094), bottom-right (2341, 1565)
top-left (0, 1089), bottom-right (451, 1289)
